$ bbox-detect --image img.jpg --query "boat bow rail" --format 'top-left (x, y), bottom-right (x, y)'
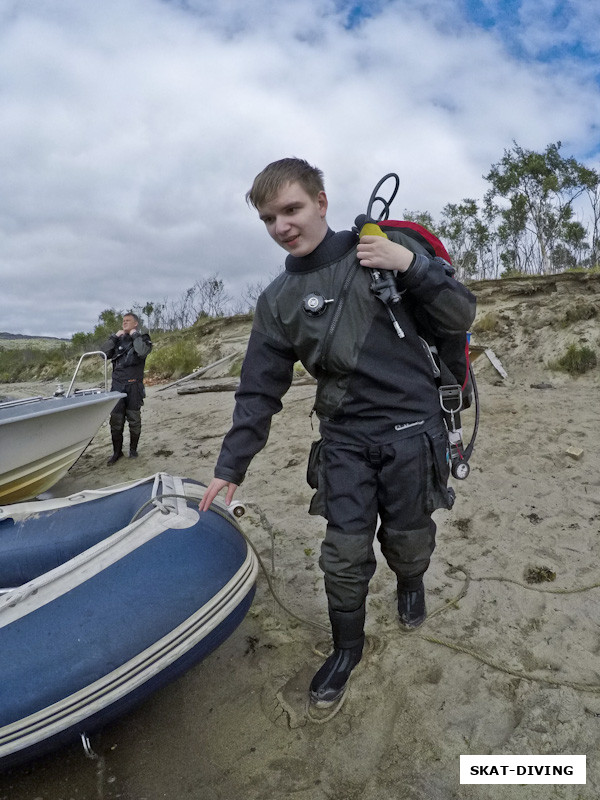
top-left (0, 350), bottom-right (114, 418)
top-left (65, 350), bottom-right (110, 397)
top-left (0, 351), bottom-right (129, 504)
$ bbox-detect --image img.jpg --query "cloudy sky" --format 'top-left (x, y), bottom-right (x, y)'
top-left (1, 0), bottom-right (599, 337)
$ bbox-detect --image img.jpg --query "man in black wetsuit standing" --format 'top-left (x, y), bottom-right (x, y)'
top-left (101, 312), bottom-right (152, 465)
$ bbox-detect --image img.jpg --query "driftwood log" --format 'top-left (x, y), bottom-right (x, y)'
top-left (178, 380), bottom-right (239, 395)
top-left (158, 352), bottom-right (242, 392)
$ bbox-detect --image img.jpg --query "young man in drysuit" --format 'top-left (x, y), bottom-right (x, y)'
top-left (199, 158), bottom-right (476, 707)
top-left (101, 312), bottom-right (152, 465)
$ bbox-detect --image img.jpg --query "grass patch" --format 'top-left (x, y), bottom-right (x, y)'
top-left (525, 566), bottom-right (556, 584)
top-left (500, 267), bottom-right (527, 278)
top-left (145, 339), bottom-right (200, 380)
top-left (0, 337), bottom-right (67, 350)
top-left (564, 264), bottom-right (600, 275)
top-left (228, 358), bottom-right (243, 378)
top-left (548, 343), bottom-right (597, 375)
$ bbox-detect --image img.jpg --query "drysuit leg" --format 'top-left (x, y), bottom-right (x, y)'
top-left (124, 382), bottom-right (144, 454)
top-left (376, 426), bottom-right (453, 628)
top-left (376, 428), bottom-right (446, 585)
top-left (126, 408), bottom-right (142, 453)
top-left (108, 397), bottom-right (126, 460)
top-left (318, 441), bottom-right (380, 612)
top-left (318, 427), bottom-right (452, 606)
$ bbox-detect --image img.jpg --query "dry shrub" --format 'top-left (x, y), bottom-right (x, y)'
top-left (472, 312), bottom-right (500, 333)
top-left (548, 343), bottom-right (597, 375)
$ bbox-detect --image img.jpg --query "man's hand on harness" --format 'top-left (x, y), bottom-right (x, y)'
top-left (356, 236), bottom-right (414, 273)
top-left (198, 478), bottom-right (239, 512)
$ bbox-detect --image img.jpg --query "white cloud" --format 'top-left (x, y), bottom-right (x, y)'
top-left (0, 0), bottom-right (598, 336)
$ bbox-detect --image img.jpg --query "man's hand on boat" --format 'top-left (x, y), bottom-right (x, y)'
top-left (198, 478), bottom-right (239, 512)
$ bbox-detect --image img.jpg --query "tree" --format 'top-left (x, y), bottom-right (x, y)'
top-left (485, 141), bottom-right (595, 274)
top-left (70, 309), bottom-right (123, 350)
top-left (71, 331), bottom-right (92, 350)
top-left (191, 274), bottom-right (230, 319)
top-left (241, 281), bottom-right (265, 312)
top-left (90, 309), bottom-right (123, 344)
top-left (401, 209), bottom-right (437, 231)
top-left (97, 309), bottom-right (123, 331)
top-left (142, 301), bottom-right (154, 332)
top-left (438, 200), bottom-right (494, 280)
top-left (583, 168), bottom-right (600, 267)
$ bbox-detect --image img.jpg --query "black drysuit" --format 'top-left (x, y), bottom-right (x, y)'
top-left (101, 330), bottom-right (152, 452)
top-left (214, 228), bottom-right (476, 622)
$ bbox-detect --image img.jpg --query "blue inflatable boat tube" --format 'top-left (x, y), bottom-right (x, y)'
top-left (0, 473), bottom-right (258, 769)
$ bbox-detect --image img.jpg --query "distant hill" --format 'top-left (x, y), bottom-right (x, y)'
top-left (0, 332), bottom-right (68, 341)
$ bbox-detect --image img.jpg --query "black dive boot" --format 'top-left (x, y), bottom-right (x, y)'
top-left (129, 432), bottom-right (140, 458)
top-left (107, 433), bottom-right (124, 466)
top-left (398, 578), bottom-right (426, 629)
top-left (309, 605), bottom-right (365, 707)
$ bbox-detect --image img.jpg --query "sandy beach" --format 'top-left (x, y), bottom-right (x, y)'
top-left (2, 274), bottom-right (600, 800)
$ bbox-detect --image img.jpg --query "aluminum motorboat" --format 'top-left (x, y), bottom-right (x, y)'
top-left (0, 351), bottom-right (124, 503)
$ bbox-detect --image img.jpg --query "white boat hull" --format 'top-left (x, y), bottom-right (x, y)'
top-left (0, 391), bottom-right (124, 503)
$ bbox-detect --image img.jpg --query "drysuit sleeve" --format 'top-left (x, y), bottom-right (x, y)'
top-left (214, 327), bottom-right (297, 486)
top-left (131, 330), bottom-right (152, 357)
top-left (100, 334), bottom-right (119, 359)
top-left (389, 232), bottom-right (476, 334)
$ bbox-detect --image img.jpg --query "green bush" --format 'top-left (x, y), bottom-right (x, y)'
top-left (472, 312), bottom-right (500, 333)
top-left (145, 339), bottom-right (200, 379)
top-left (548, 343), bottom-right (597, 375)
top-left (0, 347), bottom-right (48, 381)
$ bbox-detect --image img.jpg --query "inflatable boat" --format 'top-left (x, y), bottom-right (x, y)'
top-left (0, 473), bottom-right (258, 768)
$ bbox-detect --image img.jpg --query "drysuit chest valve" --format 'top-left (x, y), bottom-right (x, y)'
top-left (302, 293), bottom-right (334, 316)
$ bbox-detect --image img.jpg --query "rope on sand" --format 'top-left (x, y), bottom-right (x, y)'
top-left (246, 505), bottom-right (600, 699)
top-left (418, 632), bottom-right (600, 693)
top-left (473, 574), bottom-right (600, 595)
top-left (414, 564), bottom-right (600, 693)
top-left (240, 501), bottom-right (330, 634)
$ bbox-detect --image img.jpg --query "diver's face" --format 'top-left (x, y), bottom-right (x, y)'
top-left (258, 181), bottom-right (328, 257)
top-left (122, 315), bottom-right (138, 333)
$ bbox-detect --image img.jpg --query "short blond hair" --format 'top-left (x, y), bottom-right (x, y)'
top-left (246, 158), bottom-right (325, 209)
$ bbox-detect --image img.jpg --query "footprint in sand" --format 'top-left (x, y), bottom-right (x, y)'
top-left (260, 635), bottom-right (386, 729)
